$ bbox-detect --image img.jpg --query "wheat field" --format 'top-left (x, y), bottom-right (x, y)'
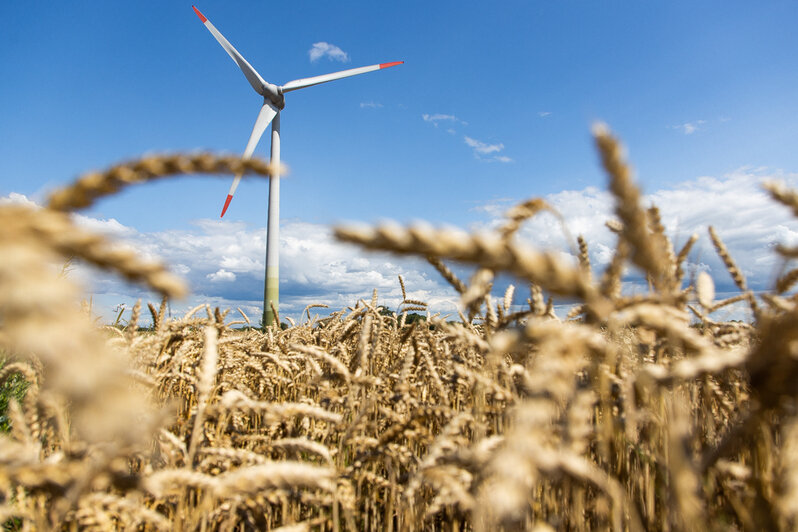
top-left (1, 125), bottom-right (797, 530)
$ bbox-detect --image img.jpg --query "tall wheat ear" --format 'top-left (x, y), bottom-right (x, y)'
top-left (593, 123), bottom-right (670, 292)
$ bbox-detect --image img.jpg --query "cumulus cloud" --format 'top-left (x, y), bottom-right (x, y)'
top-left (5, 168), bottom-right (797, 324)
top-left (207, 269), bottom-right (236, 282)
top-left (4, 203), bottom-right (455, 324)
top-left (308, 42), bottom-right (349, 63)
top-left (173, 264), bottom-right (191, 275)
top-left (476, 169), bottom-right (798, 300)
top-left (0, 192), bottom-right (38, 207)
top-left (360, 101), bottom-right (383, 109)
top-left (73, 213), bottom-right (138, 239)
top-left (464, 136), bottom-right (513, 163)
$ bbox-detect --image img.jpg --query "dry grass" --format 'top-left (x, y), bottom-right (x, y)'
top-left (1, 135), bottom-right (798, 531)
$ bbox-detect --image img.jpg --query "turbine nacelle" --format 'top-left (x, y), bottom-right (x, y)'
top-left (262, 83), bottom-right (285, 110)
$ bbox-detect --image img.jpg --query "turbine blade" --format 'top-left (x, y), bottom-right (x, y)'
top-left (241, 102), bottom-right (279, 160)
top-left (192, 6), bottom-right (267, 96)
top-left (281, 61), bottom-right (403, 92)
top-left (220, 102), bottom-right (279, 217)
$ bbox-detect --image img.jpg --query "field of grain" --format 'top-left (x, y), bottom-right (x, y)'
top-left (1, 125), bottom-right (798, 531)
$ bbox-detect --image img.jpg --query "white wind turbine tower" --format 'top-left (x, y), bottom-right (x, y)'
top-left (192, 6), bottom-right (402, 327)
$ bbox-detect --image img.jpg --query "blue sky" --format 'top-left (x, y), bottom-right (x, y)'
top-left (2, 2), bottom-right (798, 322)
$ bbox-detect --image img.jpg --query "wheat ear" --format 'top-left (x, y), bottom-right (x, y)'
top-left (709, 226), bottom-right (759, 313)
top-left (427, 256), bottom-right (467, 294)
top-left (600, 240), bottom-right (628, 299)
top-left (334, 224), bottom-right (599, 305)
top-left (776, 268), bottom-right (798, 294)
top-left (48, 153), bottom-right (281, 211)
top-left (593, 123), bottom-right (667, 289)
top-left (764, 180), bottom-right (798, 217)
top-left (675, 232), bottom-right (699, 283)
top-left (708, 226), bottom-right (748, 292)
top-left (577, 235), bottom-right (591, 281)
top-left (126, 299), bottom-right (141, 341)
top-left (647, 205), bottom-right (677, 286)
top-left (499, 198), bottom-right (550, 239)
top-left (0, 207), bottom-right (186, 298)
top-left (187, 326), bottom-right (219, 464)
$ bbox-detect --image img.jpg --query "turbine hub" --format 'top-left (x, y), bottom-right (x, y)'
top-left (263, 82), bottom-right (285, 109)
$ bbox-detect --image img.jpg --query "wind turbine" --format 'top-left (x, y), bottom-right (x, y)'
top-left (192, 6), bottom-right (402, 326)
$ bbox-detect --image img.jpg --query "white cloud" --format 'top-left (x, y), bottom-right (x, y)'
top-left (475, 169), bottom-right (798, 298)
top-left (360, 101), bottom-right (383, 109)
top-left (671, 119), bottom-right (706, 135)
top-left (308, 42), bottom-right (349, 63)
top-left (464, 136), bottom-right (503, 154)
top-left (73, 213), bottom-right (137, 239)
top-left (207, 269), bottom-right (236, 282)
top-left (422, 114), bottom-right (467, 127)
top-left (173, 264), bottom-right (191, 275)
top-left (220, 255), bottom-right (261, 271)
top-left (6, 168), bottom-right (797, 325)
top-left (0, 192), bottom-right (38, 207)
top-left (464, 136), bottom-right (512, 163)
top-left (1, 201), bottom-right (454, 324)
top-left (538, 111), bottom-right (552, 118)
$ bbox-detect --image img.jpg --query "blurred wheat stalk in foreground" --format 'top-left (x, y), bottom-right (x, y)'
top-left (1, 135), bottom-right (798, 531)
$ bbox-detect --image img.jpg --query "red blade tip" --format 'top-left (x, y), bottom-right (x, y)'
top-left (192, 6), bottom-right (207, 23)
top-left (379, 61), bottom-right (404, 69)
top-left (220, 194), bottom-right (233, 217)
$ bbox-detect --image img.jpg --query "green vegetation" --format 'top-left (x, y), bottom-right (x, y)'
top-left (0, 358), bottom-right (29, 433)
